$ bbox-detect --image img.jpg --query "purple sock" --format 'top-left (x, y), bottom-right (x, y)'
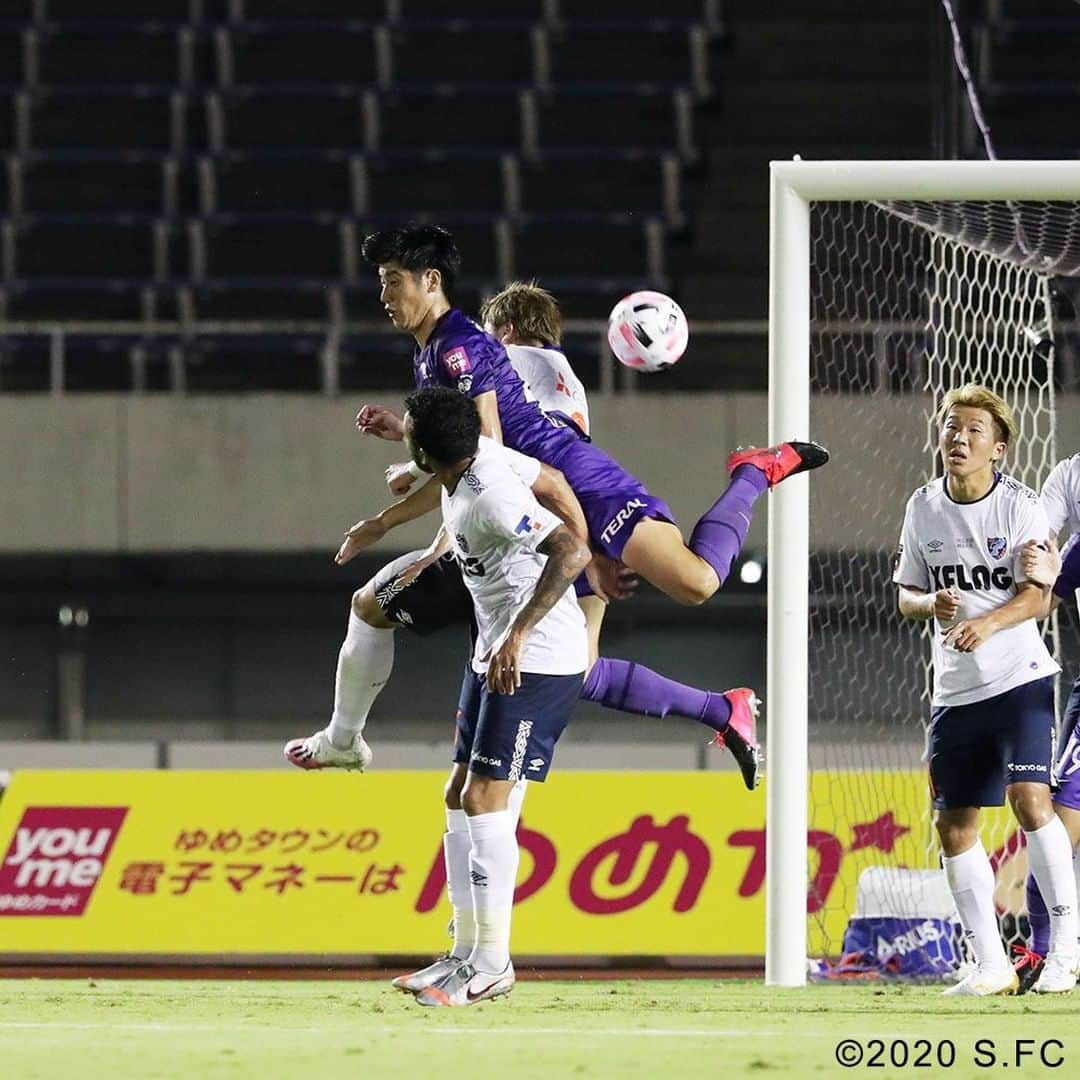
top-left (581, 657), bottom-right (731, 733)
top-left (1026, 871), bottom-right (1051, 956)
top-left (688, 465), bottom-right (769, 586)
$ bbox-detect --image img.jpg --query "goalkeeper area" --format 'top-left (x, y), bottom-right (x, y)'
top-left (1, 978), bottom-right (1073, 1079)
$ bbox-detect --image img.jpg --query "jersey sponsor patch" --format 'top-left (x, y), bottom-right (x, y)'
top-left (444, 346), bottom-right (471, 375)
top-left (514, 514), bottom-right (544, 536)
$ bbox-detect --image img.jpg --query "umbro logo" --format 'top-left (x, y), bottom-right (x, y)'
top-left (470, 870), bottom-right (488, 887)
top-left (527, 757), bottom-right (544, 772)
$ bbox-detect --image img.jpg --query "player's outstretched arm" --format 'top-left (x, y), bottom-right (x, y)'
top-left (485, 525), bottom-right (591, 695)
top-left (334, 477), bottom-right (442, 565)
top-left (356, 404), bottom-right (405, 441)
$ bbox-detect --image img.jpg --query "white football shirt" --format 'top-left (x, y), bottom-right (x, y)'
top-left (442, 439), bottom-right (587, 677)
top-left (507, 343), bottom-right (591, 437)
top-left (1041, 453), bottom-right (1080, 538)
top-left (893, 472), bottom-right (1059, 706)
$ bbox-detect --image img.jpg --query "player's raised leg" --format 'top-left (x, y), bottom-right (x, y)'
top-left (604, 441), bottom-right (829, 607)
top-left (576, 593), bottom-right (761, 786)
top-left (284, 546), bottom-right (473, 770)
top-left (282, 589), bottom-right (392, 770)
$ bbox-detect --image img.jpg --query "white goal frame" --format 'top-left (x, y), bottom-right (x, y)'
top-left (766, 159), bottom-right (1080, 988)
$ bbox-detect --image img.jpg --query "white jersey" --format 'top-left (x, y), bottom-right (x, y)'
top-left (1041, 453), bottom-right (1080, 538)
top-left (893, 473), bottom-right (1059, 707)
top-left (507, 343), bottom-right (591, 437)
top-left (442, 439), bottom-right (587, 677)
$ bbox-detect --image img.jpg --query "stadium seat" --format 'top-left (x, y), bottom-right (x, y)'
top-left (11, 218), bottom-right (159, 278)
top-left (390, 22), bottom-right (536, 85)
top-left (978, 20), bottom-right (1080, 81)
top-left (213, 88), bottom-right (366, 151)
top-left (546, 24), bottom-right (709, 94)
top-left (17, 156), bottom-right (168, 214)
top-left (197, 215), bottom-right (346, 278)
top-left (42, 0), bottom-right (200, 21)
top-left (374, 88), bottom-right (523, 151)
top-left (510, 218), bottom-right (661, 280)
top-left (4, 280), bottom-right (152, 321)
top-left (187, 280), bottom-right (334, 320)
top-left (983, 85), bottom-right (1080, 149)
top-left (180, 333), bottom-right (324, 392)
top-left (0, 27), bottom-right (23, 86)
top-left (205, 154), bottom-right (358, 213)
top-left (224, 25), bottom-right (380, 86)
top-left (518, 153), bottom-right (680, 222)
top-left (23, 89), bottom-right (188, 152)
top-left (532, 87), bottom-right (694, 157)
top-left (550, 0), bottom-right (719, 24)
top-left (398, 0), bottom-right (545, 17)
top-left (233, 0), bottom-right (388, 20)
top-left (32, 27), bottom-right (192, 87)
top-left (337, 331), bottom-right (419, 391)
top-left (366, 152), bottom-right (509, 214)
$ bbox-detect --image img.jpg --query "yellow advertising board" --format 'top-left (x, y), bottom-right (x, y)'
top-left (0, 770), bottom-right (1022, 957)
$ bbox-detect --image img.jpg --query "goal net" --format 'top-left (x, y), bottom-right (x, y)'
top-left (804, 193), bottom-right (1080, 976)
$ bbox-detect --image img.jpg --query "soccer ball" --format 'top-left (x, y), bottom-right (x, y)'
top-left (607, 291), bottom-right (689, 372)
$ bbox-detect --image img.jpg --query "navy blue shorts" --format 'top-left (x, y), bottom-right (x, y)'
top-left (371, 550), bottom-right (473, 636)
top-left (928, 676), bottom-right (1057, 810)
top-left (453, 666), bottom-right (583, 782)
top-left (1052, 672), bottom-right (1080, 811)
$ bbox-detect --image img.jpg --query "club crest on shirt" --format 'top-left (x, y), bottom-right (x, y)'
top-left (444, 346), bottom-right (471, 375)
top-left (987, 536), bottom-right (1007, 559)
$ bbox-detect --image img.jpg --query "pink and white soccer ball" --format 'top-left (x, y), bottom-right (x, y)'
top-left (607, 291), bottom-right (689, 372)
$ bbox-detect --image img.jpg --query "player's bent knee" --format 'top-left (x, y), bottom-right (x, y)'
top-left (670, 566), bottom-right (718, 607)
top-left (1008, 784), bottom-right (1055, 831)
top-left (444, 768), bottom-right (466, 811)
top-left (351, 584), bottom-right (390, 627)
top-left (461, 777), bottom-right (510, 817)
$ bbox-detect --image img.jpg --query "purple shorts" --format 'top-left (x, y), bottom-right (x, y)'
top-left (544, 434), bottom-right (675, 560)
top-left (1052, 673), bottom-right (1080, 810)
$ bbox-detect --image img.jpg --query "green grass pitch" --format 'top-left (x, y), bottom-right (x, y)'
top-left (0, 978), bottom-right (1074, 1079)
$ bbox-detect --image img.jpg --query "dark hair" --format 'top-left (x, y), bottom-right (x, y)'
top-left (404, 387), bottom-right (480, 466)
top-left (361, 224), bottom-right (461, 296)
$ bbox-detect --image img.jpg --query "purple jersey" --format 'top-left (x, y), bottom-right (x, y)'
top-left (414, 308), bottom-right (572, 459)
top-left (1053, 532), bottom-right (1080, 604)
top-left (413, 307), bottom-right (675, 559)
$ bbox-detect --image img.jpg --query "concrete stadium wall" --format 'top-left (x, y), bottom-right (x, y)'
top-left (8, 393), bottom-right (1076, 555)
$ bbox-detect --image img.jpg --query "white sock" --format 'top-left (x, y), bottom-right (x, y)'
top-left (1025, 817), bottom-right (1079, 957)
top-left (326, 611), bottom-right (394, 749)
top-left (1074, 846), bottom-right (1080, 946)
top-left (466, 809), bottom-right (518, 975)
top-left (444, 808), bottom-right (475, 962)
top-left (943, 840), bottom-right (1009, 971)
top-left (507, 779), bottom-right (527, 831)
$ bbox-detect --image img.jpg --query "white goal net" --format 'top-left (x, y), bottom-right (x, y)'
top-left (804, 196), bottom-right (1080, 974)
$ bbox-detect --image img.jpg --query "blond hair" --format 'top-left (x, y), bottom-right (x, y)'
top-left (480, 281), bottom-right (562, 346)
top-left (937, 383), bottom-right (1019, 445)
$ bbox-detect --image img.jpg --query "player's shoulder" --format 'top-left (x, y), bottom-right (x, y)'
top-left (907, 477), bottom-right (944, 509)
top-left (438, 309), bottom-right (501, 357)
top-left (995, 472), bottom-right (1041, 506)
top-left (469, 439), bottom-right (527, 491)
top-left (1048, 453), bottom-right (1080, 483)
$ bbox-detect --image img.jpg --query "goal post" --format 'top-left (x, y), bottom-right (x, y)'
top-left (766, 159), bottom-right (1080, 988)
